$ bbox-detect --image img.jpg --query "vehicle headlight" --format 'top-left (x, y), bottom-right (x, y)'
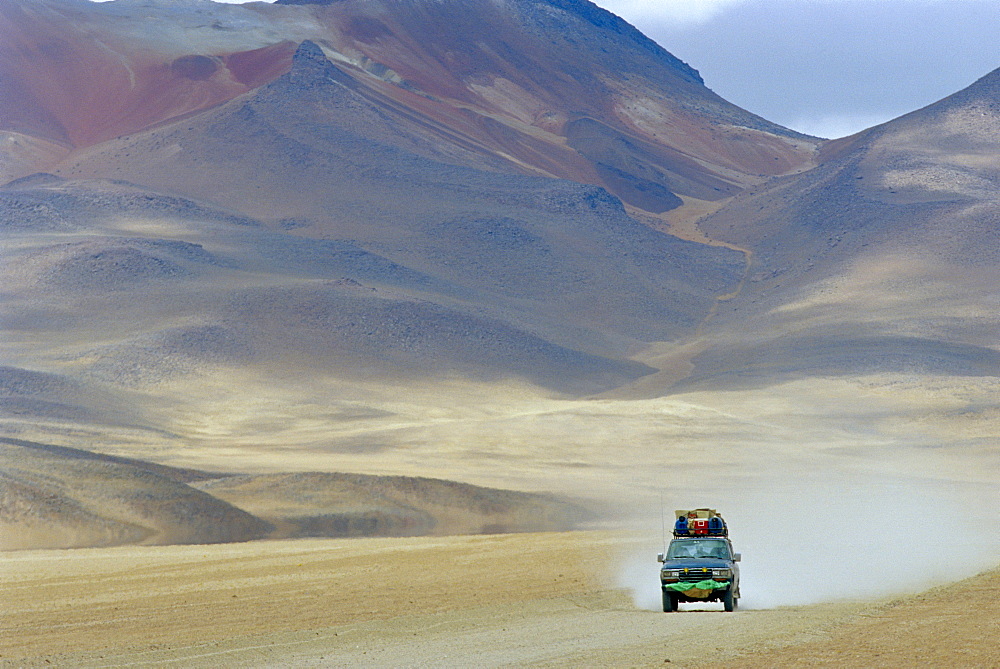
top-left (661, 569), bottom-right (681, 581)
top-left (711, 568), bottom-right (732, 578)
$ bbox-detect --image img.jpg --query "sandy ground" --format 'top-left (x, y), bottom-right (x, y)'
top-left (3, 530), bottom-right (998, 668)
top-left (5, 374), bottom-right (1000, 666)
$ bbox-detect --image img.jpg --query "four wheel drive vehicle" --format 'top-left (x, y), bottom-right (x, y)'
top-left (657, 508), bottom-right (741, 612)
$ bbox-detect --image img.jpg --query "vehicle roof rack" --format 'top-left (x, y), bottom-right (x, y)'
top-left (672, 508), bottom-right (727, 537)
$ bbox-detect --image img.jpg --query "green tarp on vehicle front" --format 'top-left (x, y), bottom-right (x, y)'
top-left (663, 580), bottom-right (730, 598)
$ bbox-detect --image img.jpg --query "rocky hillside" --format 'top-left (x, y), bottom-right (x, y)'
top-left (1, 0), bottom-right (816, 209)
top-left (662, 66), bottom-right (1000, 393)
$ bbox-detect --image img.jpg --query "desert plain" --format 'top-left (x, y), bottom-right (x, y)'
top-left (4, 530), bottom-right (1000, 667)
top-left (4, 370), bottom-right (1000, 667)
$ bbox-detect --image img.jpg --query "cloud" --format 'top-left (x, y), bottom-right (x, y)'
top-left (597, 0), bottom-right (745, 26)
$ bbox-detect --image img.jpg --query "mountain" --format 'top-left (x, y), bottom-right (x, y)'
top-left (2, 0), bottom-right (998, 550)
top-left (0, 0), bottom-right (816, 212)
top-left (3, 0), bottom-right (809, 409)
top-left (664, 67), bottom-right (1000, 392)
top-left (0, 0), bottom-right (296, 149)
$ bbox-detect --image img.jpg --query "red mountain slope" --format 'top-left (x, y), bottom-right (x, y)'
top-left (0, 1), bottom-right (296, 147)
top-left (0, 0), bottom-right (817, 214)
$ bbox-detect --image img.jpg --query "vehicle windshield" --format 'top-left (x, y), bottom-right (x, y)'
top-left (666, 539), bottom-right (730, 559)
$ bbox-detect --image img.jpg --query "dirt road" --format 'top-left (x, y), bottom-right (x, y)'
top-left (2, 531), bottom-right (997, 667)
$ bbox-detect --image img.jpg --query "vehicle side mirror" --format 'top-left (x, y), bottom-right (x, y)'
top-left (657, 552), bottom-right (665, 563)
top-left (733, 553), bottom-right (741, 562)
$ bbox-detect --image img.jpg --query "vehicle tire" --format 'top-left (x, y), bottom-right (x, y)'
top-left (662, 589), bottom-right (678, 612)
top-left (723, 587), bottom-right (737, 612)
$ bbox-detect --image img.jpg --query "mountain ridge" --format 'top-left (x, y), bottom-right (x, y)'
top-left (1, 0), bottom-right (818, 211)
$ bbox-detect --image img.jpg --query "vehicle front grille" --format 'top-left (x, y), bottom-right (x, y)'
top-left (678, 568), bottom-right (713, 581)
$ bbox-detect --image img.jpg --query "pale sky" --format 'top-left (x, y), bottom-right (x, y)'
top-left (595, 0), bottom-right (1000, 138)
top-left (92, 0), bottom-right (1000, 139)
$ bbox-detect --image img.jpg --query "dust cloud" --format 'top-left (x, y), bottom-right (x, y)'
top-left (617, 472), bottom-right (1000, 611)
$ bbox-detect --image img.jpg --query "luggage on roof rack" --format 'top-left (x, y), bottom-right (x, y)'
top-left (673, 508), bottom-right (727, 537)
